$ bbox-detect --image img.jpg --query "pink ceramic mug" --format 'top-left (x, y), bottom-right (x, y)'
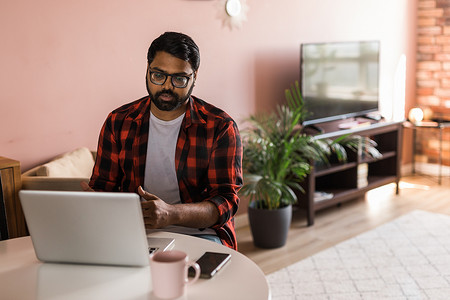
top-left (150, 250), bottom-right (200, 299)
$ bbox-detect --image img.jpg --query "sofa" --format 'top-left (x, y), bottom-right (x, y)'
top-left (21, 147), bottom-right (96, 191)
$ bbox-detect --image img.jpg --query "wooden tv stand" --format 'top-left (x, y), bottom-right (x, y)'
top-left (296, 118), bottom-right (403, 226)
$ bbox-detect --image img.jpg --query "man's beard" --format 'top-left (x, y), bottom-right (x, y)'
top-left (147, 80), bottom-right (194, 111)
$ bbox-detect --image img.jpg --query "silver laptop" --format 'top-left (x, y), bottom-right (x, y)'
top-left (19, 190), bottom-right (174, 267)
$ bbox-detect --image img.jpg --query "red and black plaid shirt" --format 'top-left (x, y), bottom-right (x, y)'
top-left (89, 95), bottom-right (243, 250)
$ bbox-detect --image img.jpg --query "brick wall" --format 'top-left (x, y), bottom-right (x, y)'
top-left (416, 0), bottom-right (450, 166)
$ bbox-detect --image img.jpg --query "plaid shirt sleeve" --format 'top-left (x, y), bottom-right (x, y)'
top-left (208, 121), bottom-right (243, 250)
top-left (89, 111), bottom-right (122, 191)
top-left (177, 97), bottom-right (243, 250)
top-left (89, 98), bottom-right (150, 192)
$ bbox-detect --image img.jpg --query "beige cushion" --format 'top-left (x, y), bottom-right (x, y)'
top-left (35, 147), bottom-right (95, 178)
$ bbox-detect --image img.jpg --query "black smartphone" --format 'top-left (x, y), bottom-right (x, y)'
top-left (188, 251), bottom-right (231, 279)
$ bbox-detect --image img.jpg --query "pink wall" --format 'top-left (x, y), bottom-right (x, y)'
top-left (1, 0), bottom-right (417, 171)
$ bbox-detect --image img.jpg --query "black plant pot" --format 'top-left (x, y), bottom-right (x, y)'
top-left (248, 202), bottom-right (292, 249)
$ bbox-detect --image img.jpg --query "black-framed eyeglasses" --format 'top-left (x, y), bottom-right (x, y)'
top-left (147, 68), bottom-right (194, 88)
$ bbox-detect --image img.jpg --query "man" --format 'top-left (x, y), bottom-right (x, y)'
top-left (87, 32), bottom-right (243, 250)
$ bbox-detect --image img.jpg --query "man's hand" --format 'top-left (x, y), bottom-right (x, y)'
top-left (138, 186), bottom-right (219, 230)
top-left (138, 186), bottom-right (175, 229)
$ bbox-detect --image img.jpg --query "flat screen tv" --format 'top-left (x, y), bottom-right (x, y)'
top-left (300, 40), bottom-right (380, 126)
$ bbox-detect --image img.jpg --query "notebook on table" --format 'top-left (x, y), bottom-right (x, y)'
top-left (19, 190), bottom-right (174, 267)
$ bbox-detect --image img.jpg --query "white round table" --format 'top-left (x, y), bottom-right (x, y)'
top-left (0, 232), bottom-right (270, 300)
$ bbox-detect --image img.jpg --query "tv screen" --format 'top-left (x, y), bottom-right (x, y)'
top-left (300, 41), bottom-right (380, 125)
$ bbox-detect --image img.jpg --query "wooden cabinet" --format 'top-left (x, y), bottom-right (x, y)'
top-left (296, 120), bottom-right (403, 226)
top-left (0, 157), bottom-right (27, 239)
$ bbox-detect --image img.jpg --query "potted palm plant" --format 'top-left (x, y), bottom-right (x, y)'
top-left (240, 81), bottom-right (379, 248)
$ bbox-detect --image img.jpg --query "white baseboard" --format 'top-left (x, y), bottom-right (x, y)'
top-left (401, 162), bottom-right (450, 177)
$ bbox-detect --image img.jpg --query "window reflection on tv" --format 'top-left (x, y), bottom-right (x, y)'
top-left (300, 41), bottom-right (380, 125)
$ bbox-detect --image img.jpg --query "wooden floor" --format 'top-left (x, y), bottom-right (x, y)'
top-left (236, 174), bottom-right (450, 275)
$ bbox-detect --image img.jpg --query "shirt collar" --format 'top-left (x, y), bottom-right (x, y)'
top-left (184, 96), bottom-right (206, 128)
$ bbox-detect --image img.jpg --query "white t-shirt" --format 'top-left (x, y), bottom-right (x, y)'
top-left (144, 112), bottom-right (216, 236)
top-left (144, 112), bottom-right (183, 205)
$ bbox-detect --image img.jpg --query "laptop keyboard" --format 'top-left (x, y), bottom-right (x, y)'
top-left (149, 247), bottom-right (159, 254)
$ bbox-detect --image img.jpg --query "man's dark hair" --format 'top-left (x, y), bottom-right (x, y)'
top-left (147, 32), bottom-right (200, 71)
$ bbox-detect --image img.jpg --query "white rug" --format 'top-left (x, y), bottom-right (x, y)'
top-left (267, 210), bottom-right (450, 299)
